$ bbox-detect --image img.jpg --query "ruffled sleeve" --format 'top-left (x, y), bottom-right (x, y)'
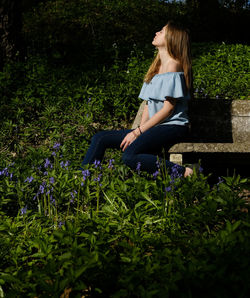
top-left (138, 72), bottom-right (188, 101)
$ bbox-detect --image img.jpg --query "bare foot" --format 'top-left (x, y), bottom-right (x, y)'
top-left (184, 167), bottom-right (193, 177)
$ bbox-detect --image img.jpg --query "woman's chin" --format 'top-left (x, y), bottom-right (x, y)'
top-left (152, 41), bottom-right (159, 48)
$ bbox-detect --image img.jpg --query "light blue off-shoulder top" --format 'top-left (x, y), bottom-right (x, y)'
top-left (138, 72), bottom-right (190, 126)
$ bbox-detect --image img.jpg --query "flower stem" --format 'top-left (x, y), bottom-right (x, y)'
top-left (44, 194), bottom-right (47, 216)
top-left (76, 183), bottom-right (81, 221)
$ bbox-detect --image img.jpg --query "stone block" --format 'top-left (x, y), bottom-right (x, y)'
top-left (131, 101), bottom-right (146, 129)
top-left (169, 154), bottom-right (183, 165)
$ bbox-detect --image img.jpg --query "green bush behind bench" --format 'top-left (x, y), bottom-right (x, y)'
top-left (192, 43), bottom-right (249, 100)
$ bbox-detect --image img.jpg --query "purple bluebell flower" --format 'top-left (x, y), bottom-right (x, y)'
top-left (0, 167), bottom-right (9, 177)
top-left (53, 142), bottom-right (61, 151)
top-left (39, 185), bottom-right (45, 194)
top-left (94, 173), bottom-right (102, 182)
top-left (58, 221), bottom-right (65, 228)
top-left (170, 164), bottom-right (183, 182)
top-left (165, 186), bottom-right (172, 193)
top-left (156, 160), bottom-right (161, 169)
top-left (50, 177), bottom-right (55, 184)
top-left (199, 166), bottom-right (203, 173)
top-left (44, 171), bottom-right (48, 176)
top-left (97, 173), bottom-right (102, 181)
top-left (82, 169), bottom-right (90, 181)
top-left (51, 151), bottom-right (56, 156)
top-left (44, 158), bottom-right (53, 169)
top-left (64, 161), bottom-right (70, 170)
top-left (44, 158), bottom-right (51, 169)
top-left (93, 159), bottom-right (101, 169)
top-left (88, 97), bottom-right (91, 103)
top-left (39, 182), bottom-right (46, 194)
top-left (50, 195), bottom-right (56, 205)
top-left (217, 177), bottom-right (224, 185)
top-left (136, 162), bottom-right (141, 174)
top-left (70, 190), bottom-right (77, 203)
top-left (108, 159), bottom-right (115, 169)
top-left (21, 206), bottom-right (27, 215)
top-left (60, 160), bottom-right (70, 170)
top-left (153, 170), bottom-right (160, 179)
top-left (24, 176), bottom-right (34, 183)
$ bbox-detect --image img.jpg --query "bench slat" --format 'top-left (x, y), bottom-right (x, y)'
top-left (169, 142), bottom-right (250, 153)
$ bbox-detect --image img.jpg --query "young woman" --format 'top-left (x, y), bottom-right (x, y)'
top-left (81, 21), bottom-right (194, 177)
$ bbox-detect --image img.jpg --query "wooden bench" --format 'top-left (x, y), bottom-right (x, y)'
top-left (132, 99), bottom-right (250, 165)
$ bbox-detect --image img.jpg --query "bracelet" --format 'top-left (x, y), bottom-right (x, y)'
top-left (138, 126), bottom-right (142, 135)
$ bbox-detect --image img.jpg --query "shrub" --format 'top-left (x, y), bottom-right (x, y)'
top-left (192, 42), bottom-right (250, 99)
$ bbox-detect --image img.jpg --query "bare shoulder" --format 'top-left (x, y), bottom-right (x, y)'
top-left (166, 59), bottom-right (183, 73)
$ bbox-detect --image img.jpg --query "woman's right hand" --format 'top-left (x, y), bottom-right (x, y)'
top-left (120, 130), bottom-right (139, 151)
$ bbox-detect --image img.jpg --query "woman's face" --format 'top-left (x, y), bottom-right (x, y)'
top-left (152, 26), bottom-right (167, 47)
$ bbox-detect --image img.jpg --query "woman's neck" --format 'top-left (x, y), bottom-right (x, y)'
top-left (157, 47), bottom-right (181, 74)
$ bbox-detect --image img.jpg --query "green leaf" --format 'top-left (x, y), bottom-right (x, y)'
top-left (74, 265), bottom-right (88, 279)
top-left (141, 192), bottom-right (158, 209)
top-left (0, 285), bottom-right (4, 298)
top-left (59, 252), bottom-right (72, 261)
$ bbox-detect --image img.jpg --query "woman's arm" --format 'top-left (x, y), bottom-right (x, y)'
top-left (120, 98), bottom-right (176, 151)
top-left (140, 103), bottom-right (149, 126)
top-left (139, 97), bottom-right (176, 133)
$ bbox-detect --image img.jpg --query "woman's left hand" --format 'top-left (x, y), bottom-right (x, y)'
top-left (120, 131), bottom-right (138, 151)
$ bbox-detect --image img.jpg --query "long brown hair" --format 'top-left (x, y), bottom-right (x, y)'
top-left (144, 21), bottom-right (192, 92)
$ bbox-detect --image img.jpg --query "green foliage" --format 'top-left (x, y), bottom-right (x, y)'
top-left (0, 42), bottom-right (249, 296)
top-left (21, 0), bottom-right (249, 66)
top-left (192, 43), bottom-right (250, 99)
top-left (0, 151), bottom-right (249, 296)
top-left (22, 0), bottom-right (169, 64)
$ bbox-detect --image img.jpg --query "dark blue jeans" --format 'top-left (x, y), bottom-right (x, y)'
top-left (81, 124), bottom-right (188, 175)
